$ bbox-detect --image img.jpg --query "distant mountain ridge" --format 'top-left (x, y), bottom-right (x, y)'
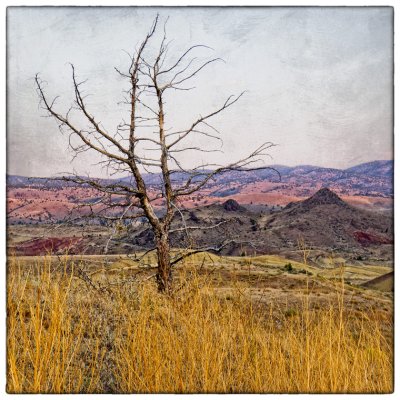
top-left (6, 160), bottom-right (393, 225)
top-left (345, 160), bottom-right (393, 178)
top-left (7, 159), bottom-right (393, 187)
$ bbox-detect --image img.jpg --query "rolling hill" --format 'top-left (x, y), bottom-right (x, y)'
top-left (116, 188), bottom-right (393, 262)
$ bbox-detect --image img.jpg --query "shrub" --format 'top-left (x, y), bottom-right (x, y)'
top-left (284, 263), bottom-right (293, 272)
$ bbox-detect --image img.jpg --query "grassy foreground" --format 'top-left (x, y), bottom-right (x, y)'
top-left (7, 255), bottom-right (393, 393)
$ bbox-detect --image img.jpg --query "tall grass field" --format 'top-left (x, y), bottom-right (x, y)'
top-left (6, 255), bottom-right (393, 393)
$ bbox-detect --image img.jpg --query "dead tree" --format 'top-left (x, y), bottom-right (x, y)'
top-left (35, 16), bottom-right (276, 292)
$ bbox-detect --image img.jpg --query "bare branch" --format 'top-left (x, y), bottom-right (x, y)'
top-left (35, 74), bottom-right (129, 163)
top-left (169, 220), bottom-right (227, 234)
top-left (174, 143), bottom-right (278, 196)
top-left (167, 92), bottom-right (245, 149)
top-left (158, 44), bottom-right (213, 75)
top-left (170, 240), bottom-right (236, 266)
top-left (163, 58), bottom-right (223, 89)
top-left (70, 64), bottom-right (131, 157)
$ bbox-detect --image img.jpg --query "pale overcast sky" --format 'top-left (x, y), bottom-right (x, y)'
top-left (7, 6), bottom-right (393, 178)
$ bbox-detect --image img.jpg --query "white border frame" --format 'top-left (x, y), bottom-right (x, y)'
top-left (1, 1), bottom-right (397, 398)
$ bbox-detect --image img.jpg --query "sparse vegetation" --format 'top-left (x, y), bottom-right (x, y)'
top-left (7, 255), bottom-right (393, 394)
top-left (284, 262), bottom-right (293, 272)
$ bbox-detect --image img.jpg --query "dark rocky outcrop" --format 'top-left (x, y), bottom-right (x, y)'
top-left (222, 199), bottom-right (246, 212)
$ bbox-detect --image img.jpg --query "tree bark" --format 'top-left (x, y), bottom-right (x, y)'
top-left (155, 230), bottom-right (172, 293)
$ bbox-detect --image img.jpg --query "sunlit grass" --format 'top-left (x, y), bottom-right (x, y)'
top-left (7, 255), bottom-right (393, 393)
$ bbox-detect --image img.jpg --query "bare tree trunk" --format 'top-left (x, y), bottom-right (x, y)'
top-left (155, 229), bottom-right (172, 293)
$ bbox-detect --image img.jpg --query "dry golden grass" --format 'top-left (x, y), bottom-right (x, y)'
top-left (7, 255), bottom-right (393, 394)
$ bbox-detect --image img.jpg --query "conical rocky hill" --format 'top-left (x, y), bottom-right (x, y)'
top-left (265, 188), bottom-right (393, 251)
top-left (284, 187), bottom-right (349, 214)
top-left (300, 187), bottom-right (348, 207)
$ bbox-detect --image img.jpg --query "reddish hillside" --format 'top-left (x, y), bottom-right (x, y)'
top-left (353, 231), bottom-right (393, 246)
top-left (12, 237), bottom-right (84, 256)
